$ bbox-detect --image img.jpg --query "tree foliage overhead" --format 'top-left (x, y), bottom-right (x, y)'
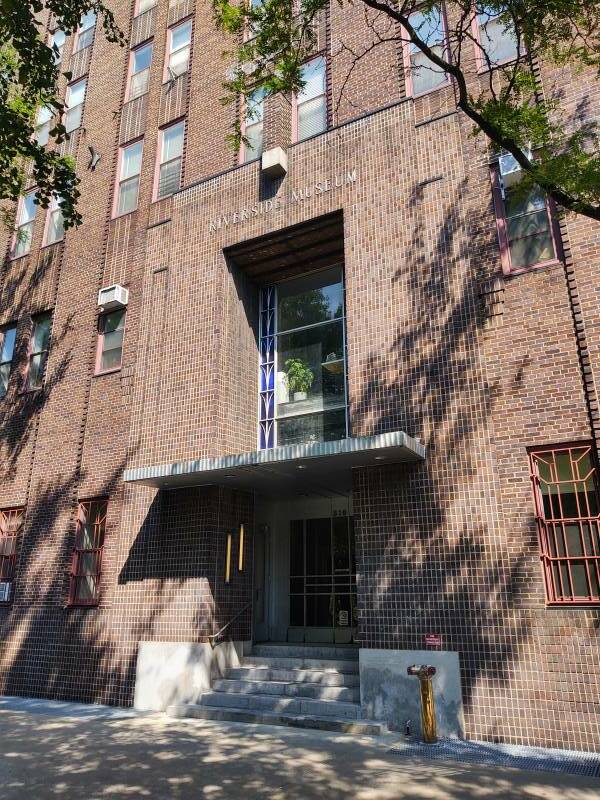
top-left (0, 1), bottom-right (123, 233)
top-left (213, 0), bottom-right (600, 221)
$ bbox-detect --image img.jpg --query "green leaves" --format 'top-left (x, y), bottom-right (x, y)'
top-left (212, 0), bottom-right (600, 220)
top-left (0, 1), bottom-right (123, 235)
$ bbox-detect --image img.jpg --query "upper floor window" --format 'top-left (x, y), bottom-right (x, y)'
top-left (491, 159), bottom-right (560, 274)
top-left (0, 507), bottom-right (24, 604)
top-left (259, 267), bottom-right (347, 448)
top-left (475, 4), bottom-right (520, 65)
top-left (44, 196), bottom-right (65, 246)
top-left (74, 11), bottom-right (96, 52)
top-left (27, 312), bottom-right (52, 390)
top-left (294, 57), bottom-right (327, 142)
top-left (128, 42), bottom-right (153, 101)
top-left (135, 0), bottom-right (157, 15)
top-left (166, 19), bottom-right (192, 79)
top-left (65, 78), bottom-right (87, 133)
top-left (405, 7), bottom-right (448, 96)
top-left (49, 28), bottom-right (66, 64)
top-left (241, 89), bottom-right (264, 163)
top-left (245, 0), bottom-right (265, 40)
top-left (96, 308), bottom-right (126, 373)
top-left (115, 139), bottom-right (143, 216)
top-left (69, 499), bottom-right (108, 606)
top-left (0, 324), bottom-right (17, 399)
top-left (12, 191), bottom-right (37, 259)
top-left (530, 444), bottom-right (600, 605)
top-left (156, 121), bottom-right (184, 199)
top-left (35, 106), bottom-right (53, 147)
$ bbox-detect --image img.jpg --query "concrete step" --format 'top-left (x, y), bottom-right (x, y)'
top-left (167, 703), bottom-right (385, 736)
top-left (241, 655), bottom-right (359, 673)
top-left (252, 644), bottom-right (359, 661)
top-left (196, 690), bottom-right (361, 719)
top-left (226, 667), bottom-right (360, 687)
top-left (213, 678), bottom-right (360, 703)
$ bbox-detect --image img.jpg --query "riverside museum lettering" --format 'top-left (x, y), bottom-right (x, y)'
top-left (208, 169), bottom-right (357, 233)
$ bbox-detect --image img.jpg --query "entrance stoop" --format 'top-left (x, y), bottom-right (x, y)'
top-left (167, 643), bottom-right (384, 735)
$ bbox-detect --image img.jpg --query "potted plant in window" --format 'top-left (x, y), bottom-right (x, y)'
top-left (284, 357), bottom-right (314, 402)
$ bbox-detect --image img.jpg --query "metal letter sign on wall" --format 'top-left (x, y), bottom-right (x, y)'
top-left (259, 285), bottom-right (275, 449)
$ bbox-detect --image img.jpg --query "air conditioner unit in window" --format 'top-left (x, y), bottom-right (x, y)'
top-left (0, 582), bottom-right (11, 603)
top-left (499, 146), bottom-right (533, 193)
top-left (97, 284), bottom-right (129, 310)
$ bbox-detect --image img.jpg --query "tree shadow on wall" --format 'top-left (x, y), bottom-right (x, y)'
top-left (350, 177), bottom-right (557, 742)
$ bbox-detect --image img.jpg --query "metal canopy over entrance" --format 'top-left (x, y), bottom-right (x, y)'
top-left (122, 431), bottom-right (426, 496)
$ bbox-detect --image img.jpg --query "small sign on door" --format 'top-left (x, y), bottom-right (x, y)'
top-left (424, 633), bottom-right (442, 649)
top-left (338, 610), bottom-right (349, 626)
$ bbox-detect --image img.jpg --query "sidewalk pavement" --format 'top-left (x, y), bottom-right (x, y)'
top-left (0, 696), bottom-right (598, 799)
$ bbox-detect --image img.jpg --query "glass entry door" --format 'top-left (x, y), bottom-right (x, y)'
top-left (289, 516), bottom-right (357, 643)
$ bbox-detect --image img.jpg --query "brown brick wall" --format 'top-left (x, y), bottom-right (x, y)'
top-left (0, 1), bottom-right (598, 752)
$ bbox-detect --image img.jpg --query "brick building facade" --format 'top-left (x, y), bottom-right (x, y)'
top-left (0, 1), bottom-right (599, 751)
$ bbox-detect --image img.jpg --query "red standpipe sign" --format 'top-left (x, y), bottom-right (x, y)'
top-left (424, 633), bottom-right (442, 649)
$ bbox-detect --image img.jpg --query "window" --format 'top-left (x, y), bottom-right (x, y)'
top-left (44, 196), bottom-right (64, 246)
top-left (476, 4), bottom-right (520, 65)
top-left (294, 57), bottom-right (327, 142)
top-left (156, 121), bottom-right (184, 199)
top-left (530, 444), bottom-right (600, 605)
top-left (245, 0), bottom-right (265, 40)
top-left (35, 106), bottom-right (53, 146)
top-left (128, 42), bottom-right (153, 100)
top-left (27, 312), bottom-right (52, 390)
top-left (96, 308), bottom-right (126, 373)
top-left (166, 19), bottom-right (192, 79)
top-left (64, 79), bottom-right (87, 133)
top-left (0, 325), bottom-right (17, 398)
top-left (405, 7), bottom-right (448, 96)
top-left (0, 508), bottom-right (24, 604)
top-left (12, 191), bottom-right (37, 258)
top-left (49, 29), bottom-right (66, 64)
top-left (241, 89), bottom-right (264, 163)
top-left (74, 11), bottom-right (96, 52)
top-left (69, 499), bottom-right (107, 606)
top-left (115, 140), bottom-right (143, 216)
top-left (135, 0), bottom-right (157, 15)
top-left (259, 267), bottom-right (347, 448)
top-left (491, 163), bottom-right (559, 273)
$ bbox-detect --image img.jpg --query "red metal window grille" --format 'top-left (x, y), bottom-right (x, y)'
top-left (0, 507), bottom-right (24, 604)
top-left (530, 444), bottom-right (600, 605)
top-left (69, 499), bottom-right (108, 606)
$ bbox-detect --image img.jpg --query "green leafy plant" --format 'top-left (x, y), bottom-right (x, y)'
top-left (284, 358), bottom-right (314, 395)
top-left (0, 1), bottom-right (124, 233)
top-left (212, 0), bottom-right (600, 221)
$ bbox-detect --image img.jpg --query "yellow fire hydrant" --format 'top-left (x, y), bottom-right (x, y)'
top-left (407, 664), bottom-right (438, 744)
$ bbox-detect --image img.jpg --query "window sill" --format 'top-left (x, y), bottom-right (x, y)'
top-left (8, 251), bottom-right (31, 262)
top-left (18, 386), bottom-right (43, 396)
top-left (125, 91), bottom-right (149, 104)
top-left (66, 602), bottom-right (99, 609)
top-left (111, 208), bottom-right (138, 221)
top-left (503, 258), bottom-right (562, 278)
top-left (94, 367), bottom-right (122, 377)
top-left (41, 239), bottom-right (64, 250)
top-left (545, 600), bottom-right (600, 608)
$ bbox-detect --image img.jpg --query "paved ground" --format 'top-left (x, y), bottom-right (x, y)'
top-left (0, 699), bottom-right (598, 799)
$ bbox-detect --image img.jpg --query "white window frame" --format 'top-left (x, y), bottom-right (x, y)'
top-left (11, 191), bottom-right (37, 259)
top-left (114, 139), bottom-right (144, 217)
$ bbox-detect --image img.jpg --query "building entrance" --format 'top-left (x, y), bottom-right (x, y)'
top-left (253, 495), bottom-right (356, 643)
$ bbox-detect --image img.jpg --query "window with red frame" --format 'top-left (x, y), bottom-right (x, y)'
top-left (69, 499), bottom-right (108, 605)
top-left (404, 6), bottom-right (448, 96)
top-left (0, 507), bottom-right (24, 604)
top-left (491, 165), bottom-right (560, 274)
top-left (96, 308), bottom-right (126, 373)
top-left (530, 444), bottom-right (600, 605)
top-left (294, 56), bottom-right (327, 142)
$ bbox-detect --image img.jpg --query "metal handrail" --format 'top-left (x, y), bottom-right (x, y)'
top-left (208, 601), bottom-right (253, 649)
